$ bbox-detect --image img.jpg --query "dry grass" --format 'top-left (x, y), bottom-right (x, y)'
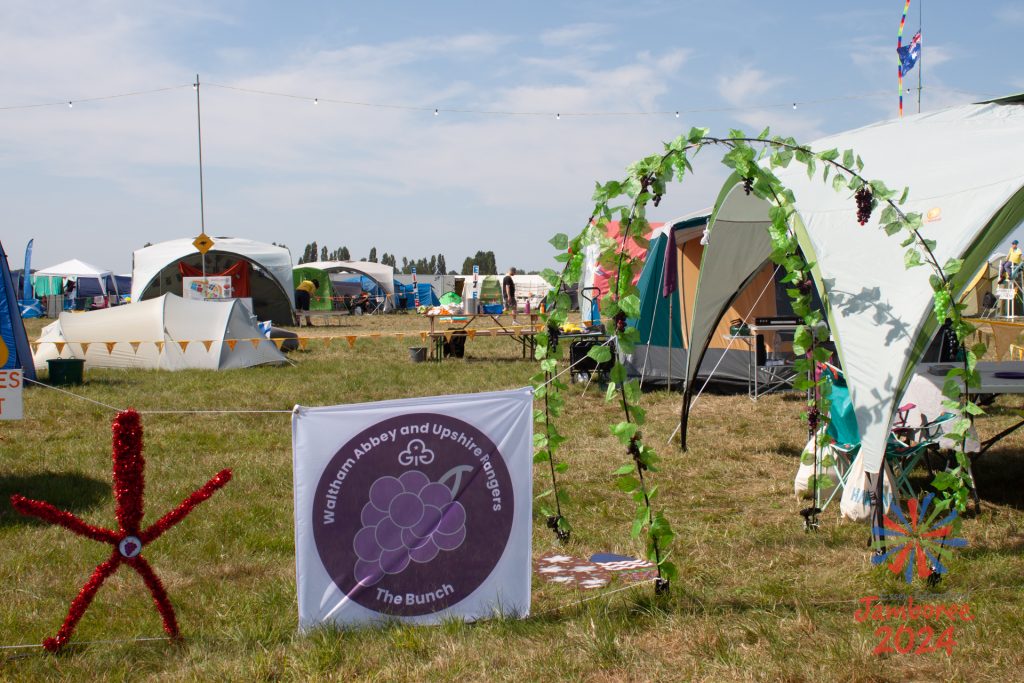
top-left (1, 312), bottom-right (1023, 681)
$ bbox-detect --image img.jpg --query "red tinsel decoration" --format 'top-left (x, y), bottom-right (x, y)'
top-left (10, 409), bottom-right (232, 651)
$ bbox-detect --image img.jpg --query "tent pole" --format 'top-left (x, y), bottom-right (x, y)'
top-left (667, 296), bottom-right (673, 391)
top-left (195, 73), bottom-right (207, 279)
top-left (679, 387), bottom-right (691, 451)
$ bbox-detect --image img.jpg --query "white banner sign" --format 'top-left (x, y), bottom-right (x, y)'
top-left (183, 276), bottom-right (233, 301)
top-left (292, 388), bottom-right (533, 628)
top-left (0, 370), bottom-right (23, 420)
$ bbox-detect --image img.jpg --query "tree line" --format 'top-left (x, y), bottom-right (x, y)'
top-left (295, 243), bottom-right (508, 275)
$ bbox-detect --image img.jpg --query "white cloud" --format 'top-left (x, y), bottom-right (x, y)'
top-left (716, 67), bottom-right (788, 108)
top-left (539, 23), bottom-right (612, 47)
top-left (0, 6), bottom-right (703, 271)
top-left (995, 5), bottom-right (1024, 24)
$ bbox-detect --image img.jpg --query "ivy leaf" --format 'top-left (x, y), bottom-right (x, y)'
top-left (904, 249), bottom-right (924, 269)
top-left (619, 294), bottom-right (642, 319)
top-left (548, 233), bottom-right (569, 251)
top-left (687, 126), bottom-right (709, 143)
top-left (842, 149), bottom-right (855, 169)
top-left (832, 173), bottom-right (846, 193)
top-left (942, 257), bottom-right (963, 277)
top-left (819, 148), bottom-right (839, 161)
top-left (587, 345), bottom-right (612, 364)
top-left (613, 463), bottom-right (636, 475)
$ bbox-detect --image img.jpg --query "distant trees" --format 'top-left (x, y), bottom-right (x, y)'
top-left (295, 243), bottom-right (490, 275)
top-left (460, 251), bottom-right (497, 275)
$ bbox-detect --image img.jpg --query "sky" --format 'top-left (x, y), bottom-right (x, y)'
top-left (2, 1), bottom-right (1023, 274)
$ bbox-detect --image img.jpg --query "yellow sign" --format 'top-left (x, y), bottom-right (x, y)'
top-left (193, 233), bottom-right (215, 254)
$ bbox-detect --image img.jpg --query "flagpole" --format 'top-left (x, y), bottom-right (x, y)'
top-left (917, 0), bottom-right (922, 114)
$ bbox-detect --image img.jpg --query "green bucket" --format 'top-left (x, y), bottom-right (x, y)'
top-left (48, 358), bottom-right (85, 386)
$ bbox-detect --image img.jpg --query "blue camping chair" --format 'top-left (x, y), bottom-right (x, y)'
top-left (817, 366), bottom-right (955, 510)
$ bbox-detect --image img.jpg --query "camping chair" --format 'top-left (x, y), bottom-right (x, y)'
top-left (816, 366), bottom-right (952, 510)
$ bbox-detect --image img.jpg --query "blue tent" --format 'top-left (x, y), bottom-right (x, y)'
top-left (0, 241), bottom-right (37, 381)
top-left (395, 282), bottom-right (439, 308)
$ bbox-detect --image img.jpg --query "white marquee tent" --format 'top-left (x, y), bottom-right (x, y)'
top-left (34, 294), bottom-right (287, 371)
top-left (683, 97), bottom-right (1024, 476)
top-left (35, 258), bottom-right (115, 294)
top-left (132, 238), bottom-right (295, 324)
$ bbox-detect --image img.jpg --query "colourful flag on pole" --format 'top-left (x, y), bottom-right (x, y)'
top-left (897, 31), bottom-right (921, 74)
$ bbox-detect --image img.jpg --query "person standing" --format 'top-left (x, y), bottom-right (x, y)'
top-left (294, 278), bottom-right (319, 326)
top-left (502, 267), bottom-right (517, 312)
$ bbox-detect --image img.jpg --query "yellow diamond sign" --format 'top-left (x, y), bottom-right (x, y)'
top-left (193, 233), bottom-right (215, 254)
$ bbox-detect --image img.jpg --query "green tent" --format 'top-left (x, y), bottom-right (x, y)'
top-left (479, 275), bottom-right (502, 303)
top-left (293, 267), bottom-right (333, 311)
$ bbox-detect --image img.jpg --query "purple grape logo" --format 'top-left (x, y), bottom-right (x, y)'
top-left (353, 467), bottom-right (471, 586)
top-left (312, 413), bottom-right (514, 617)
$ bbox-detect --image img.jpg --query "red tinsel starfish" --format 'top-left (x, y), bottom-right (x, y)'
top-left (10, 409), bottom-right (231, 651)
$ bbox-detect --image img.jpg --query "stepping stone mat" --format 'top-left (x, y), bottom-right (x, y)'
top-left (534, 553), bottom-right (657, 590)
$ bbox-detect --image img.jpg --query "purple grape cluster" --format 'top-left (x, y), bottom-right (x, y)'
top-left (742, 176), bottom-right (754, 196)
top-left (855, 185), bottom-right (874, 225)
top-left (352, 471), bottom-right (467, 586)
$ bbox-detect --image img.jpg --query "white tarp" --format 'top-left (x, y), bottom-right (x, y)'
top-left (304, 260), bottom-right (396, 312)
top-left (292, 388), bottom-right (533, 628)
top-left (686, 100), bottom-right (1024, 474)
top-left (33, 293), bottom-right (287, 371)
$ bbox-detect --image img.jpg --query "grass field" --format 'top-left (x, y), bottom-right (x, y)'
top-left (2, 313), bottom-right (1023, 682)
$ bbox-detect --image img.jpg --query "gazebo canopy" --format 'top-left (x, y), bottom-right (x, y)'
top-left (684, 98), bottom-right (1024, 474)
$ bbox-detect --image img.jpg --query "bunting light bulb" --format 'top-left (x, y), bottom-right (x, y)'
top-left (314, 98), bottom-right (319, 104)
top-left (556, 112), bottom-right (560, 120)
top-left (675, 111), bottom-right (680, 118)
top-left (434, 108), bottom-right (439, 116)
top-left (792, 102), bottom-right (797, 110)
top-left (68, 101), bottom-right (73, 108)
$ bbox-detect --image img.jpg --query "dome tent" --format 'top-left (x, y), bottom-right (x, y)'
top-left (132, 238), bottom-right (294, 325)
top-left (33, 293), bottom-right (287, 371)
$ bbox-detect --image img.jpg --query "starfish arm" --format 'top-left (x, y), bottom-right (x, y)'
top-left (112, 409), bottom-right (146, 535)
top-left (9, 495), bottom-right (119, 544)
top-left (140, 469), bottom-right (232, 544)
top-left (42, 552), bottom-right (122, 652)
top-left (126, 555), bottom-right (180, 639)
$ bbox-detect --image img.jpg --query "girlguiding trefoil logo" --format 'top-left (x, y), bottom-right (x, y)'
top-left (871, 493), bottom-right (968, 584)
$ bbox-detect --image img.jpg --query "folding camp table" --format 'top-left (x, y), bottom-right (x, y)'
top-left (425, 313), bottom-right (541, 361)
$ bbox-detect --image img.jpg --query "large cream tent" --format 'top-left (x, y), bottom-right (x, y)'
top-left (132, 238), bottom-right (295, 325)
top-left (33, 294), bottom-right (287, 371)
top-left (682, 96), bottom-right (1024, 475)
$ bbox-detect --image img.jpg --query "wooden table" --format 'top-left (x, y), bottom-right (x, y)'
top-left (425, 313), bottom-right (541, 361)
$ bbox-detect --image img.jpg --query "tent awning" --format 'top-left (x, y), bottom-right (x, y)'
top-left (684, 99), bottom-right (1024, 474)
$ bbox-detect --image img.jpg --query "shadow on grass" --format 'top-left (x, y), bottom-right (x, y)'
top-left (973, 449), bottom-right (1024, 510)
top-left (0, 472), bottom-right (109, 529)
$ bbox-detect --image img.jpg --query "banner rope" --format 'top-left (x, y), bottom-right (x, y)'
top-left (22, 377), bottom-right (291, 415)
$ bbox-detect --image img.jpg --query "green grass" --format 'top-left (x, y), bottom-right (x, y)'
top-left (2, 313), bottom-right (1023, 681)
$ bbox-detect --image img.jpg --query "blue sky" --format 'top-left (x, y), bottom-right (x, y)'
top-left (2, 1), bottom-right (1023, 273)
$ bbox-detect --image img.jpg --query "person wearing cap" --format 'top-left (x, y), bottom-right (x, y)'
top-left (1000, 240), bottom-right (1022, 282)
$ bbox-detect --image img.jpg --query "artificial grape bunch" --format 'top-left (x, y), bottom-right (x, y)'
top-left (352, 471), bottom-right (467, 587)
top-left (933, 289), bottom-right (952, 323)
top-left (742, 176), bottom-right (754, 195)
top-left (797, 278), bottom-right (813, 295)
top-left (854, 185), bottom-right (874, 225)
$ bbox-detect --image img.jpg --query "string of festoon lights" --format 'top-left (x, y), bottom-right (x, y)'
top-left (0, 80), bottom-right (992, 117)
